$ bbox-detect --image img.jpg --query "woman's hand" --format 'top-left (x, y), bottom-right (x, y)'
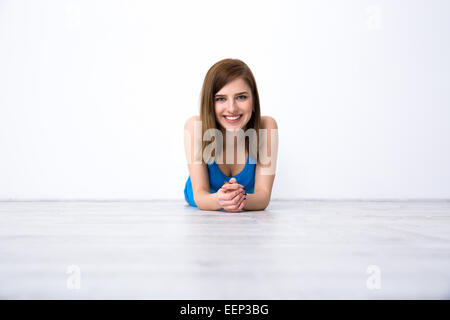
top-left (215, 178), bottom-right (246, 212)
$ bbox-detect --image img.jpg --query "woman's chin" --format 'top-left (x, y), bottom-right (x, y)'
top-left (220, 120), bottom-right (249, 132)
top-left (223, 125), bottom-right (244, 133)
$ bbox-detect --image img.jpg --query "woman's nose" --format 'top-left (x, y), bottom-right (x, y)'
top-left (227, 99), bottom-right (238, 113)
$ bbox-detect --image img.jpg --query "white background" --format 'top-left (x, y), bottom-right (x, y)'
top-left (0, 0), bottom-right (449, 200)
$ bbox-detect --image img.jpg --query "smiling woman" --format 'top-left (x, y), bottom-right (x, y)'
top-left (184, 58), bottom-right (278, 212)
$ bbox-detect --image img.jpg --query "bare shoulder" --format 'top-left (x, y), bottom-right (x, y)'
top-left (184, 115), bottom-right (201, 130)
top-left (261, 115), bottom-right (278, 129)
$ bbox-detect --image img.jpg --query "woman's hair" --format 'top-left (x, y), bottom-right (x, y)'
top-left (200, 58), bottom-right (261, 164)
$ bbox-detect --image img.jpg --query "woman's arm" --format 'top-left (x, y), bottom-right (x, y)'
top-left (195, 190), bottom-right (222, 211)
top-left (184, 116), bottom-right (222, 211)
top-left (244, 116), bottom-right (278, 211)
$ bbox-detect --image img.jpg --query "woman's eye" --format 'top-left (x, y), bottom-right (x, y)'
top-left (215, 96), bottom-right (246, 101)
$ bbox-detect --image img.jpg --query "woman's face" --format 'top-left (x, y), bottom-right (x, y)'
top-left (214, 77), bottom-right (253, 132)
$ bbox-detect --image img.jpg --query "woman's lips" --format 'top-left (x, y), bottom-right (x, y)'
top-left (223, 114), bottom-right (242, 124)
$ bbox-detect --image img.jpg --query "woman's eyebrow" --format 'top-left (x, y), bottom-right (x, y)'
top-left (215, 91), bottom-right (249, 97)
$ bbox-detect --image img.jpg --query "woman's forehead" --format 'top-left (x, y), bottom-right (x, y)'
top-left (216, 78), bottom-right (251, 95)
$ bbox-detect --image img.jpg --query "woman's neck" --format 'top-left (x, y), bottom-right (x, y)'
top-left (218, 129), bottom-right (247, 164)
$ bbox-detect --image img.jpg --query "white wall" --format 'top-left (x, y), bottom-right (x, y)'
top-left (1, 0), bottom-right (449, 200)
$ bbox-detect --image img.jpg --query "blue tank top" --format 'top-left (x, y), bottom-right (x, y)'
top-left (184, 155), bottom-right (257, 207)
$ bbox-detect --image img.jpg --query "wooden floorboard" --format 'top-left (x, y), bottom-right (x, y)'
top-left (1, 200), bottom-right (449, 299)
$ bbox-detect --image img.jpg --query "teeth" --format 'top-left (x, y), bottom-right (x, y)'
top-left (225, 115), bottom-right (240, 120)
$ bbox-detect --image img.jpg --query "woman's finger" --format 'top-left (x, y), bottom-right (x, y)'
top-left (224, 198), bottom-right (245, 212)
top-left (239, 197), bottom-right (246, 209)
top-left (220, 191), bottom-right (245, 207)
top-left (218, 188), bottom-right (242, 200)
top-left (221, 188), bottom-right (245, 201)
top-left (221, 187), bottom-right (244, 196)
top-left (221, 183), bottom-right (244, 191)
top-left (221, 188), bottom-right (242, 196)
top-left (224, 205), bottom-right (240, 212)
top-left (217, 189), bottom-right (240, 205)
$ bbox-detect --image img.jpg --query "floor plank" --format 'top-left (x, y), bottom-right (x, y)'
top-left (1, 200), bottom-right (449, 299)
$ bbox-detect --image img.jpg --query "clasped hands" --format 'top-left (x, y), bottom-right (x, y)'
top-left (215, 177), bottom-right (246, 212)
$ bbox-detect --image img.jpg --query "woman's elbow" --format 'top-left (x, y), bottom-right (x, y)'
top-left (196, 203), bottom-right (209, 211)
top-left (257, 191), bottom-right (271, 210)
top-left (260, 201), bottom-right (270, 211)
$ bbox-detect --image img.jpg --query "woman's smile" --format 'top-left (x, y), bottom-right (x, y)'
top-left (223, 114), bottom-right (242, 123)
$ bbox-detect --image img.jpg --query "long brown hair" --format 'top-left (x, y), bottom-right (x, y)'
top-left (200, 58), bottom-right (261, 164)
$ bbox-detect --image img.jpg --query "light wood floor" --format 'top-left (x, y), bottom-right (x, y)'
top-left (1, 200), bottom-right (449, 299)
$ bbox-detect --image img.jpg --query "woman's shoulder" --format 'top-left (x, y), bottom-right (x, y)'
top-left (184, 115), bottom-right (201, 130)
top-left (261, 115), bottom-right (278, 129)
top-left (185, 115), bottom-right (200, 123)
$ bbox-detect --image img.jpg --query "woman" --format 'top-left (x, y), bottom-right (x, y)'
top-left (184, 58), bottom-right (278, 212)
